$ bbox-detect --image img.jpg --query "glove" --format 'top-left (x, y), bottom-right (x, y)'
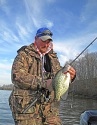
top-left (64, 65), bottom-right (76, 82)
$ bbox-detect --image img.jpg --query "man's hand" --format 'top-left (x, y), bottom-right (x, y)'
top-left (64, 65), bottom-right (76, 81)
top-left (46, 79), bottom-right (52, 88)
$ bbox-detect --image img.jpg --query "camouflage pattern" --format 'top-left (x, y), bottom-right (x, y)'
top-left (9, 43), bottom-right (62, 125)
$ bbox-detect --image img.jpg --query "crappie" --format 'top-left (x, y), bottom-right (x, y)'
top-left (52, 66), bottom-right (71, 101)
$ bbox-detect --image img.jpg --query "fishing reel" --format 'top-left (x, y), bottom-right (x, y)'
top-left (37, 84), bottom-right (50, 103)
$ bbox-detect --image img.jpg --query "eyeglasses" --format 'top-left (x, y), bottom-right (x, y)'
top-left (36, 30), bottom-right (53, 37)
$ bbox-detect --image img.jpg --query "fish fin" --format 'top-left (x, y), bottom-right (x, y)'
top-left (61, 90), bottom-right (69, 100)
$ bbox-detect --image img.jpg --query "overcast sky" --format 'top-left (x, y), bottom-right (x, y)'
top-left (0, 0), bottom-right (97, 86)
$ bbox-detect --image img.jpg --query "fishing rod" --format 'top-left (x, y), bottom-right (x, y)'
top-left (70, 37), bottom-right (97, 65)
top-left (69, 36), bottom-right (97, 108)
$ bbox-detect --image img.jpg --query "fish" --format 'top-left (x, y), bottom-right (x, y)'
top-left (52, 66), bottom-right (71, 101)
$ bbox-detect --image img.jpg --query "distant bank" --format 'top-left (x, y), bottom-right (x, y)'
top-left (0, 84), bottom-right (13, 90)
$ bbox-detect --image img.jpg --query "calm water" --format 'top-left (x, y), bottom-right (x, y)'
top-left (60, 96), bottom-right (97, 125)
top-left (0, 90), bottom-right (14, 125)
top-left (0, 90), bottom-right (97, 125)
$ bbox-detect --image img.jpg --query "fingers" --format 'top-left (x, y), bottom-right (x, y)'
top-left (68, 67), bottom-right (76, 74)
top-left (67, 66), bottom-right (76, 80)
top-left (46, 79), bottom-right (52, 88)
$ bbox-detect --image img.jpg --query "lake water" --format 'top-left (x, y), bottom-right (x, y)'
top-left (0, 90), bottom-right (14, 125)
top-left (0, 90), bottom-right (97, 125)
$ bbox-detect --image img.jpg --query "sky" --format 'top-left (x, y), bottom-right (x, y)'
top-left (0, 0), bottom-right (97, 86)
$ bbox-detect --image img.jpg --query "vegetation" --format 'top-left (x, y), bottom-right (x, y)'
top-left (68, 51), bottom-right (97, 98)
top-left (0, 84), bottom-right (13, 90)
top-left (73, 51), bottom-right (97, 80)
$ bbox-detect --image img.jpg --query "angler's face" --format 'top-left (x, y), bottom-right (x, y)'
top-left (35, 37), bottom-right (51, 53)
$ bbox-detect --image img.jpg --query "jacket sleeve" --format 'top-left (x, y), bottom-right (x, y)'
top-left (11, 50), bottom-right (42, 90)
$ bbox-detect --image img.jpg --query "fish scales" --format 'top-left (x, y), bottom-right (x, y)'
top-left (52, 67), bottom-right (71, 101)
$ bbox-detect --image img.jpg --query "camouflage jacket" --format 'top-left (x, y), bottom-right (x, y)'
top-left (11, 43), bottom-right (61, 90)
top-left (9, 43), bottom-right (62, 118)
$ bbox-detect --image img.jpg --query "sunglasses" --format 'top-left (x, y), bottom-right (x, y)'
top-left (36, 30), bottom-right (53, 37)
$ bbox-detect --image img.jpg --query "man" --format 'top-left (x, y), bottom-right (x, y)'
top-left (9, 27), bottom-right (76, 125)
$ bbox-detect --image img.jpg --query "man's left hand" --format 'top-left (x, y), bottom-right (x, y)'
top-left (64, 65), bottom-right (76, 81)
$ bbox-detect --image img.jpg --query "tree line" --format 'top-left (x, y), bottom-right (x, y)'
top-left (0, 84), bottom-right (13, 90)
top-left (68, 51), bottom-right (97, 98)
